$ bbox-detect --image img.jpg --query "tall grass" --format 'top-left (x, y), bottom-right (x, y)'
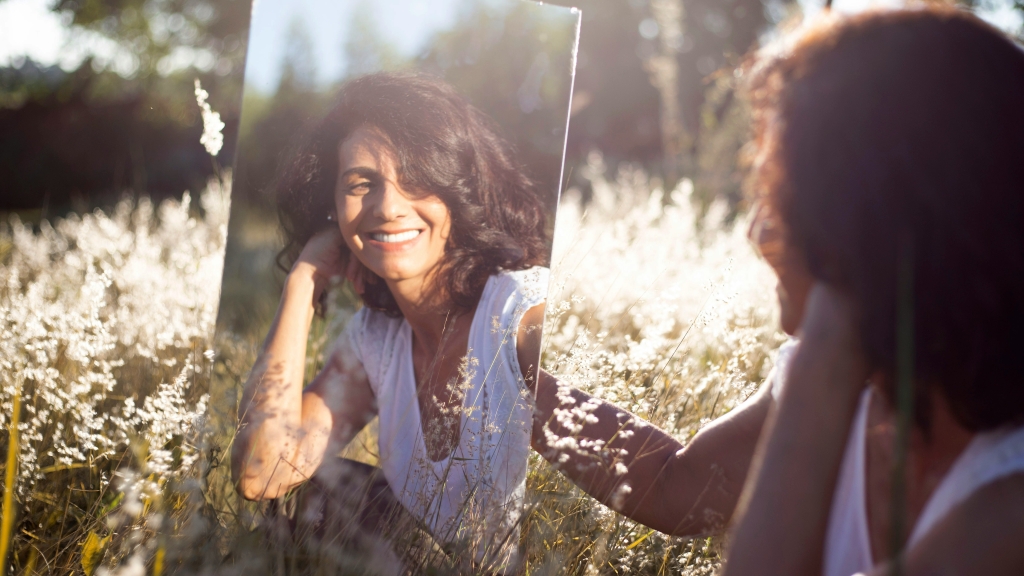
top-left (0, 157), bottom-right (782, 574)
top-left (1, 392), bottom-right (20, 576)
top-left (0, 179), bottom-right (228, 574)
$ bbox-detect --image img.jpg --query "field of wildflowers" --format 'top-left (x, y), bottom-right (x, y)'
top-left (0, 152), bottom-right (783, 573)
top-left (0, 179), bottom-right (228, 574)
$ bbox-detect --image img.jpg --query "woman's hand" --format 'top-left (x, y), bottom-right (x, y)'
top-left (293, 228), bottom-right (347, 300)
top-left (795, 282), bottom-right (868, 394)
top-left (293, 228), bottom-right (368, 301)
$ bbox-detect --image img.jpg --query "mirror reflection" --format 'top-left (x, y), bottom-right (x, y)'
top-left (216, 1), bottom-right (579, 572)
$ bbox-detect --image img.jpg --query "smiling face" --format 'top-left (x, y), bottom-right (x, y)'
top-left (334, 126), bottom-right (452, 292)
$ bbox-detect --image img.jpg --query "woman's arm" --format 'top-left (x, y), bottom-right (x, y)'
top-left (722, 284), bottom-right (868, 576)
top-left (231, 229), bottom-right (375, 500)
top-left (517, 304), bottom-right (772, 537)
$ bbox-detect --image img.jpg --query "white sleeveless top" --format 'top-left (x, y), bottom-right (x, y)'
top-left (770, 340), bottom-right (1024, 576)
top-left (338, 267), bottom-right (548, 568)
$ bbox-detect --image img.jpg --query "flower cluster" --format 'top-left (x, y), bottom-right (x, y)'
top-left (194, 79), bottom-right (226, 157)
top-left (0, 177), bottom-right (228, 499)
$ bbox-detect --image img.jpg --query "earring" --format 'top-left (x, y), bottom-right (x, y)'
top-left (326, 213), bottom-right (334, 222)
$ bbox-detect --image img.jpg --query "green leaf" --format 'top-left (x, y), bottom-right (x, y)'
top-left (98, 493), bottom-right (125, 518)
top-left (81, 531), bottom-right (111, 576)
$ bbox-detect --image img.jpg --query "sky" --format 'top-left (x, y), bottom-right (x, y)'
top-left (0, 0), bottom-right (1021, 80)
top-left (243, 0), bottom-right (467, 93)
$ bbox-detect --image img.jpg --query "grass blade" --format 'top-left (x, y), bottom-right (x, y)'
top-left (1, 392), bottom-right (21, 576)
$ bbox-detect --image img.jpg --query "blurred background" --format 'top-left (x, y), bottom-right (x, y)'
top-left (1, 0), bottom-right (1020, 219)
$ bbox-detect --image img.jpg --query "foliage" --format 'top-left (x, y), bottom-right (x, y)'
top-left (49, 0), bottom-right (251, 80)
top-left (522, 155), bottom-right (782, 574)
top-left (0, 176), bottom-right (229, 573)
top-left (0, 156), bottom-right (783, 573)
top-left (1, 0), bottom-right (772, 214)
top-left (0, 58), bottom-right (240, 213)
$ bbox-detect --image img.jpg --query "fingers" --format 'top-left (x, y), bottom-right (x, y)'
top-left (294, 228), bottom-right (347, 294)
top-left (301, 228), bottom-right (368, 297)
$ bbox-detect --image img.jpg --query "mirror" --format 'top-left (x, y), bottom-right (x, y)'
top-left (213, 0), bottom-right (579, 571)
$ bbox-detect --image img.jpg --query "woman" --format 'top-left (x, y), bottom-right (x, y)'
top-left (531, 7), bottom-right (1024, 574)
top-left (231, 72), bottom-right (551, 572)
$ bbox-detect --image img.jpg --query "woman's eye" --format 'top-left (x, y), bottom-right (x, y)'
top-left (348, 181), bottom-right (372, 195)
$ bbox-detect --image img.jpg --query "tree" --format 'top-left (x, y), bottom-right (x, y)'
top-left (278, 16), bottom-right (318, 94)
top-left (47, 0), bottom-right (251, 80)
top-left (342, 2), bottom-right (404, 78)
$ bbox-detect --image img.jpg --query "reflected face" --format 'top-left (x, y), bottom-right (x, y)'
top-left (748, 202), bottom-right (814, 336)
top-left (334, 126), bottom-right (451, 287)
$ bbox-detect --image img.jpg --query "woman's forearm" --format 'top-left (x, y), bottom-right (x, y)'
top-left (723, 287), bottom-right (867, 576)
top-left (531, 372), bottom-right (680, 516)
top-left (532, 370), bottom-right (770, 537)
top-left (232, 265), bottom-right (325, 499)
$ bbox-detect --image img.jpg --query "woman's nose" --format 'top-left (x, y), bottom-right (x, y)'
top-left (373, 181), bottom-right (410, 221)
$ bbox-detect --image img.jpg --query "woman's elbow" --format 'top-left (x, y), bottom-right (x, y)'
top-left (233, 461), bottom-right (291, 500)
top-left (236, 475), bottom-right (288, 501)
top-left (231, 442), bottom-right (287, 500)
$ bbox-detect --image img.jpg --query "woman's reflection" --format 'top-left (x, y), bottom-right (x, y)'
top-left (231, 72), bottom-right (550, 572)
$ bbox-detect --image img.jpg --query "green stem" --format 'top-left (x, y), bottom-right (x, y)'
top-left (1, 391), bottom-right (22, 576)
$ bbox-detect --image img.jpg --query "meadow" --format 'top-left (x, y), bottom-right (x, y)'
top-left (0, 156), bottom-right (783, 574)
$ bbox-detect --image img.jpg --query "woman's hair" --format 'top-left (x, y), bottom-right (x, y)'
top-left (747, 7), bottom-right (1024, 432)
top-left (275, 72), bottom-right (549, 315)
top-left (749, 6), bottom-right (1024, 428)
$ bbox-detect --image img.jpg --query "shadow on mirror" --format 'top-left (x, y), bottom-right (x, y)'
top-left (213, 1), bottom-right (580, 573)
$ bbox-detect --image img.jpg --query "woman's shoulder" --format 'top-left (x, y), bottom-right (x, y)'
top-left (338, 305), bottom-right (405, 367)
top-left (344, 305), bottom-right (401, 334)
top-left (486, 266), bottom-right (550, 307)
top-left (471, 267), bottom-right (548, 362)
top-left (898, 472), bottom-right (1024, 576)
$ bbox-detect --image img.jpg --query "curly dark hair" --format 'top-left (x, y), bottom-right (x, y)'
top-left (747, 7), bottom-right (1024, 432)
top-left (275, 72), bottom-right (550, 316)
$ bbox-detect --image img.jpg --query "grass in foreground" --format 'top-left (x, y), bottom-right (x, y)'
top-left (0, 161), bottom-right (781, 575)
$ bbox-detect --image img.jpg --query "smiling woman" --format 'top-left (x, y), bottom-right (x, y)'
top-left (230, 72), bottom-right (554, 573)
top-left (275, 73), bottom-right (550, 316)
top-left (335, 126), bottom-right (454, 295)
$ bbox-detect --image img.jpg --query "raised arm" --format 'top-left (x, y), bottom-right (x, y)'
top-left (517, 305), bottom-right (772, 537)
top-left (723, 285), bottom-right (867, 576)
top-left (231, 229), bottom-right (375, 500)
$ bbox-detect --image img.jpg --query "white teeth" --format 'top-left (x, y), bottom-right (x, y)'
top-left (370, 230), bottom-right (421, 243)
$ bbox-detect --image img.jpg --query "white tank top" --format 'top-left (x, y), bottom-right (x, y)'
top-left (338, 267), bottom-right (548, 569)
top-left (771, 340), bottom-right (1024, 576)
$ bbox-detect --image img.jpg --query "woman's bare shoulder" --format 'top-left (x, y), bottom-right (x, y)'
top-left (881, 473), bottom-right (1024, 576)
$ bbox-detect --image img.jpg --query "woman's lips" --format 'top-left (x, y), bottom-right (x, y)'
top-left (370, 230), bottom-right (420, 243)
top-left (362, 229), bottom-right (423, 252)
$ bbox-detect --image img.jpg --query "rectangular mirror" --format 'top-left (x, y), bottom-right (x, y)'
top-left (213, 0), bottom-right (579, 571)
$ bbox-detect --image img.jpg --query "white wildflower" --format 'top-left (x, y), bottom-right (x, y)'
top-left (194, 78), bottom-right (225, 157)
top-left (610, 483), bottom-right (632, 511)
